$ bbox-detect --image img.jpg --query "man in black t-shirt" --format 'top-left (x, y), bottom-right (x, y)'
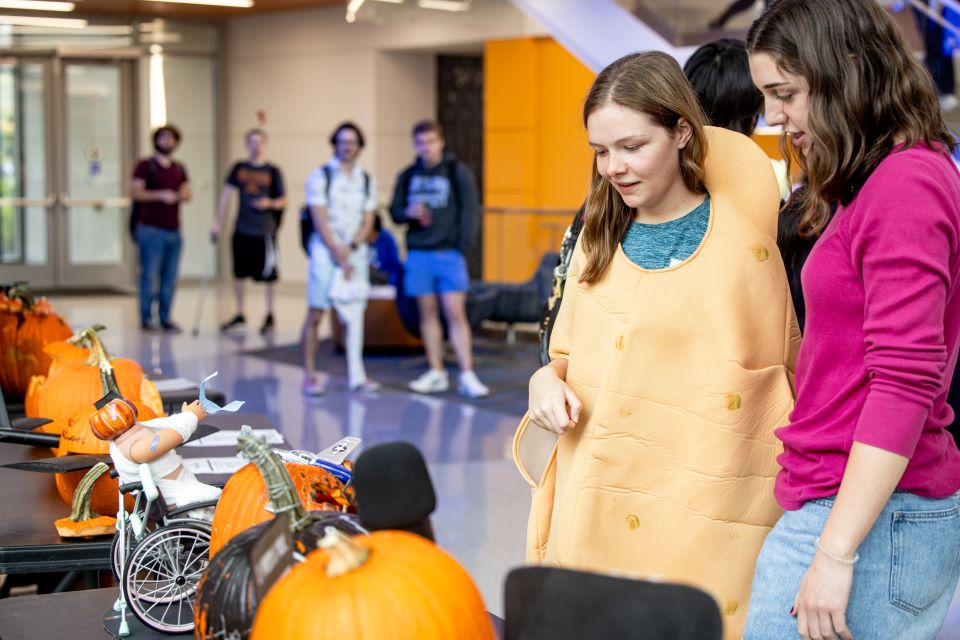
top-left (211, 129), bottom-right (286, 335)
top-left (130, 124), bottom-right (191, 333)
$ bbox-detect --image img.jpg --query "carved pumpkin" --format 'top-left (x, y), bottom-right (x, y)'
top-left (0, 286), bottom-right (72, 397)
top-left (209, 459), bottom-right (356, 558)
top-left (250, 529), bottom-right (496, 640)
top-left (89, 398), bottom-right (139, 441)
top-left (195, 436), bottom-right (365, 640)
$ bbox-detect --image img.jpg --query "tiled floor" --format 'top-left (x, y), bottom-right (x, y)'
top-left (38, 284), bottom-right (960, 635)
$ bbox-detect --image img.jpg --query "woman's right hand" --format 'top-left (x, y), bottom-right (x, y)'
top-left (528, 363), bottom-right (582, 435)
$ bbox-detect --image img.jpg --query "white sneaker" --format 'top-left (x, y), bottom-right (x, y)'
top-left (409, 369), bottom-right (449, 394)
top-left (458, 370), bottom-right (490, 398)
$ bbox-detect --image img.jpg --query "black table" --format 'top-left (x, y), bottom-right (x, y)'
top-left (0, 412), bottom-right (282, 578)
top-left (0, 588), bottom-right (507, 639)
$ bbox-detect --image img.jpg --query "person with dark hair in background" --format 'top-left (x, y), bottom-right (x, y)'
top-left (389, 120), bottom-right (489, 398)
top-left (212, 128), bottom-right (286, 335)
top-left (130, 124), bottom-right (191, 332)
top-left (745, 1), bottom-right (960, 637)
top-left (301, 122), bottom-right (379, 395)
top-left (684, 38), bottom-right (763, 137)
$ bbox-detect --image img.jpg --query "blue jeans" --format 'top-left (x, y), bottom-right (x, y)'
top-left (744, 491), bottom-right (960, 639)
top-left (138, 224), bottom-right (182, 325)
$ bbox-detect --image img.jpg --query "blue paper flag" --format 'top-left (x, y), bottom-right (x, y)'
top-left (199, 371), bottom-right (245, 413)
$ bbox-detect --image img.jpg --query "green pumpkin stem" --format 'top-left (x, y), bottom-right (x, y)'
top-left (68, 462), bottom-right (110, 521)
top-left (237, 435), bottom-right (310, 532)
top-left (78, 326), bottom-right (120, 396)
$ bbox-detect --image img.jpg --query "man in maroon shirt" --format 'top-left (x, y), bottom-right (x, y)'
top-left (130, 125), bottom-right (192, 332)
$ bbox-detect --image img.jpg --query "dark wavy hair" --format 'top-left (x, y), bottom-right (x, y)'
top-left (580, 51), bottom-right (708, 284)
top-left (747, 0), bottom-right (955, 237)
top-left (329, 121), bottom-right (365, 148)
top-left (684, 38), bottom-right (762, 136)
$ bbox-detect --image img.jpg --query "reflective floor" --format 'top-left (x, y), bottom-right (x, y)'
top-left (43, 284), bottom-right (960, 634)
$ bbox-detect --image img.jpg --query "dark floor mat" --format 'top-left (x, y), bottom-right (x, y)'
top-left (242, 335), bottom-right (539, 416)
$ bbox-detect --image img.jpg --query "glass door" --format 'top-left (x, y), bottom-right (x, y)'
top-left (57, 59), bottom-right (136, 289)
top-left (0, 57), bottom-right (55, 286)
top-left (0, 55), bottom-right (136, 290)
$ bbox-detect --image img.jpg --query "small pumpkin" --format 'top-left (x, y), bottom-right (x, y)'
top-left (195, 436), bottom-right (365, 640)
top-left (250, 528), bottom-right (496, 640)
top-left (54, 462), bottom-right (117, 538)
top-left (209, 459), bottom-right (356, 558)
top-left (89, 397), bottom-right (139, 441)
top-left (0, 285), bottom-right (72, 397)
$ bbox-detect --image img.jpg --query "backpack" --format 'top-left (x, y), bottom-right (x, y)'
top-left (300, 165), bottom-right (371, 254)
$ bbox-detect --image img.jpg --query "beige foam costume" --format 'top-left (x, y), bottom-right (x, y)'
top-left (514, 127), bottom-right (801, 638)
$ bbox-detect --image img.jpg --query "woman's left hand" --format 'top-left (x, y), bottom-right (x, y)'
top-left (793, 551), bottom-right (855, 640)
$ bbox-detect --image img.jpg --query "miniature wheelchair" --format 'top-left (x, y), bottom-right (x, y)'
top-left (109, 464), bottom-right (219, 635)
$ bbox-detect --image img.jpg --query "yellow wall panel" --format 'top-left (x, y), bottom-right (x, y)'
top-left (536, 41), bottom-right (594, 209)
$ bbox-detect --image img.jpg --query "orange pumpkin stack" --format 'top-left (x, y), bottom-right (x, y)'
top-left (26, 325), bottom-right (165, 439)
top-left (0, 285), bottom-right (72, 398)
top-left (31, 326), bottom-right (162, 514)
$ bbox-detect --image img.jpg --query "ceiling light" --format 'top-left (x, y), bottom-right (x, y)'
top-left (143, 0), bottom-right (254, 7)
top-left (417, 0), bottom-right (470, 11)
top-left (0, 14), bottom-right (85, 27)
top-left (0, 1), bottom-right (74, 10)
top-left (345, 0), bottom-right (365, 22)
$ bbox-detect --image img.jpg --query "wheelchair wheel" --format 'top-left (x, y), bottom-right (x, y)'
top-left (111, 518), bottom-right (158, 580)
top-left (122, 522), bottom-right (211, 634)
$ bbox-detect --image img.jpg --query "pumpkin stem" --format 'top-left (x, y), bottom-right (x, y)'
top-left (237, 435), bottom-right (310, 531)
top-left (68, 462), bottom-right (110, 521)
top-left (319, 526), bottom-right (370, 577)
top-left (68, 324), bottom-right (106, 346)
top-left (78, 327), bottom-right (120, 396)
top-left (6, 284), bottom-right (36, 311)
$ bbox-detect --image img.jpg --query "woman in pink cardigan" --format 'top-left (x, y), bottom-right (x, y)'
top-left (745, 1), bottom-right (960, 638)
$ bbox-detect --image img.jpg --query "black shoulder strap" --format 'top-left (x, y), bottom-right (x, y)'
top-left (322, 165), bottom-right (334, 202)
top-left (363, 171), bottom-right (370, 200)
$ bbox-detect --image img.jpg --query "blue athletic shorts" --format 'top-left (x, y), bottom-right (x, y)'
top-left (403, 248), bottom-right (469, 297)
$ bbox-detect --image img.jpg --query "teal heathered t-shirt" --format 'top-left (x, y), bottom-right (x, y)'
top-left (621, 195), bottom-right (710, 269)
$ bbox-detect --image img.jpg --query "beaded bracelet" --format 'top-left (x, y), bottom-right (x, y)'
top-left (815, 537), bottom-right (859, 565)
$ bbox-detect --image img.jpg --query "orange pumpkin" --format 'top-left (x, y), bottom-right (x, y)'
top-left (209, 462), bottom-right (356, 557)
top-left (54, 462), bottom-right (117, 538)
top-left (250, 529), bottom-right (496, 640)
top-left (0, 286), bottom-right (72, 397)
top-left (89, 398), bottom-right (139, 441)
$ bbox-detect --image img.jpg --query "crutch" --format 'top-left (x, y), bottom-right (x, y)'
top-left (192, 235), bottom-right (217, 336)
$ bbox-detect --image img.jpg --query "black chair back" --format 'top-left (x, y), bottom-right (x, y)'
top-left (504, 566), bottom-right (723, 640)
